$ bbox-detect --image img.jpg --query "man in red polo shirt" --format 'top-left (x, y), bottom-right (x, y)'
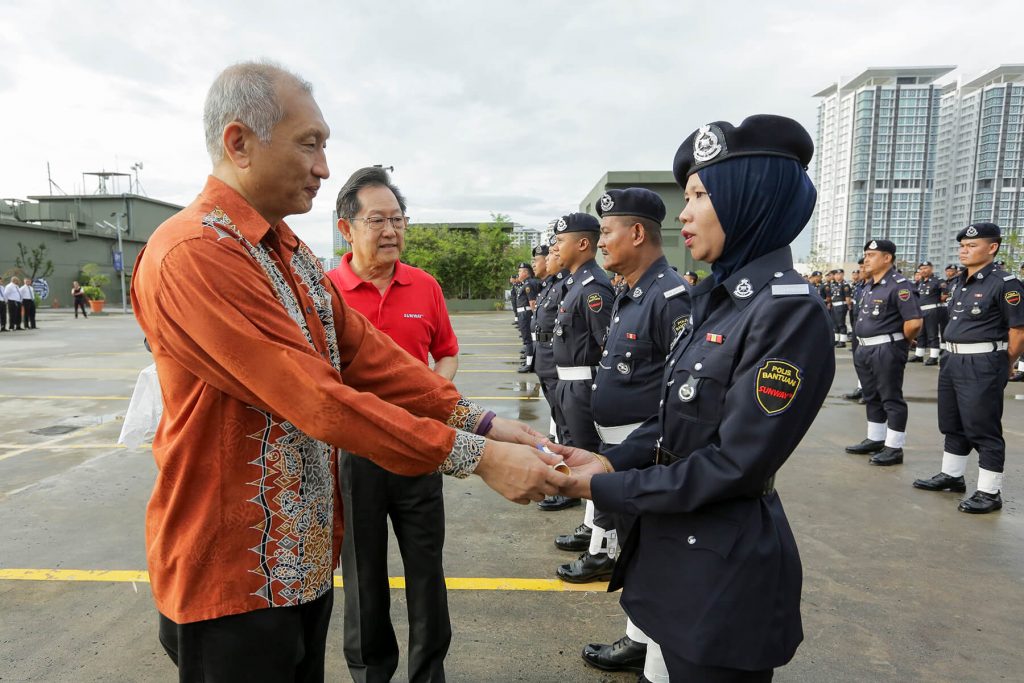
top-left (327, 167), bottom-right (458, 683)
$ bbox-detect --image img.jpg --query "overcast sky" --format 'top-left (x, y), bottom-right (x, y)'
top-left (3, 0), bottom-right (1022, 260)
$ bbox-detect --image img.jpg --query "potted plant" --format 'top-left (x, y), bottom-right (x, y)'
top-left (81, 263), bottom-right (110, 313)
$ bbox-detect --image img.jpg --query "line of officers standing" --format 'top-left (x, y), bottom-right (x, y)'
top-left (808, 227), bottom-right (1023, 514)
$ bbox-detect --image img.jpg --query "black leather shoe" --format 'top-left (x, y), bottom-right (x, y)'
top-left (959, 490), bottom-right (1002, 514)
top-left (516, 364), bottom-right (533, 373)
top-left (557, 552), bottom-right (614, 583)
top-left (908, 355), bottom-right (924, 363)
top-left (581, 635), bottom-right (647, 673)
top-left (924, 357), bottom-right (938, 366)
top-left (842, 388), bottom-right (863, 401)
top-left (845, 438), bottom-right (884, 454)
top-left (836, 341), bottom-right (846, 348)
top-left (869, 447), bottom-right (903, 466)
top-left (537, 495), bottom-right (581, 512)
top-left (555, 523), bottom-right (592, 551)
top-left (912, 472), bottom-right (966, 492)
top-left (1009, 371), bottom-right (1024, 382)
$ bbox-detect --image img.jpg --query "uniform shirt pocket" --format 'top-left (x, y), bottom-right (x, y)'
top-left (669, 350), bottom-right (735, 423)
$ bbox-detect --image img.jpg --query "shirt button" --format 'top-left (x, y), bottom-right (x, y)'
top-left (658, 273), bottom-right (665, 278)
top-left (687, 536), bottom-right (697, 545)
top-left (592, 383), bottom-right (597, 390)
top-left (602, 350), bottom-right (608, 357)
top-left (773, 271), bottom-right (783, 277)
top-left (614, 316), bottom-right (620, 323)
top-left (659, 399), bottom-right (664, 406)
top-left (694, 362), bottom-right (703, 371)
top-left (625, 352), bottom-right (632, 358)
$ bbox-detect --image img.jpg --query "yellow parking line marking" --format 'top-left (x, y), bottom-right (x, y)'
top-left (0, 569), bottom-right (606, 592)
top-left (0, 395), bottom-right (130, 401)
top-left (458, 370), bottom-right (520, 374)
top-left (0, 367), bottom-right (140, 373)
top-left (465, 396), bottom-right (539, 401)
top-left (0, 421), bottom-right (114, 463)
top-left (458, 343), bottom-right (522, 347)
top-left (0, 443), bottom-right (140, 451)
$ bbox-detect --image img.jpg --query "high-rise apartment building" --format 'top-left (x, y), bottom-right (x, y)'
top-left (331, 209), bottom-right (351, 255)
top-left (811, 67), bottom-right (953, 266)
top-left (929, 65), bottom-right (1024, 266)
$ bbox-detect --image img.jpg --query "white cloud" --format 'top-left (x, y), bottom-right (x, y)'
top-left (2, 0), bottom-right (1022, 259)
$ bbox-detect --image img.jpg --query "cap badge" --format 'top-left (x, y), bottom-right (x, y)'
top-left (868, 240), bottom-right (878, 250)
top-left (599, 193), bottom-right (614, 212)
top-left (556, 218), bottom-right (567, 231)
top-left (693, 124), bottom-right (722, 163)
top-left (966, 226), bottom-right (978, 237)
top-left (733, 278), bottom-right (754, 299)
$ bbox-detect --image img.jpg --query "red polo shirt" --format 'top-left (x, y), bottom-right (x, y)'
top-left (327, 253), bottom-right (458, 363)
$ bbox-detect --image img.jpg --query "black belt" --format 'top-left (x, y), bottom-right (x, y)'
top-left (654, 446), bottom-right (776, 496)
top-left (535, 332), bottom-right (553, 342)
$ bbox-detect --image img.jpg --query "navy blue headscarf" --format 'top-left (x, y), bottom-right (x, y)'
top-left (698, 156), bottom-right (817, 283)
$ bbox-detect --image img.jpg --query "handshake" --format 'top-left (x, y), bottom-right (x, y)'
top-left (475, 417), bottom-right (612, 504)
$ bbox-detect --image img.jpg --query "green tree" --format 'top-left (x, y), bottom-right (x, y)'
top-left (14, 242), bottom-right (55, 280)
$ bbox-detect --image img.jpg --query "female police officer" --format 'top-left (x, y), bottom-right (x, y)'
top-left (551, 115), bottom-right (835, 682)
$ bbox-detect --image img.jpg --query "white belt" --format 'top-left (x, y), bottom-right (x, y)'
top-left (594, 422), bottom-right (643, 445)
top-left (831, 302), bottom-right (847, 307)
top-left (857, 333), bottom-right (905, 346)
top-left (920, 304), bottom-right (940, 311)
top-left (944, 341), bottom-right (1007, 354)
top-left (531, 333), bottom-right (538, 341)
top-left (516, 306), bottom-right (527, 313)
top-left (557, 366), bottom-right (593, 381)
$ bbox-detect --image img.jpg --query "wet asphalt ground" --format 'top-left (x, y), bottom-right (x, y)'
top-left (0, 309), bottom-right (1022, 682)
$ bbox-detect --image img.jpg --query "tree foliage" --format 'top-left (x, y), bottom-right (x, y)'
top-left (80, 263), bottom-right (110, 301)
top-left (14, 242), bottom-right (55, 280)
top-left (402, 220), bottom-right (527, 299)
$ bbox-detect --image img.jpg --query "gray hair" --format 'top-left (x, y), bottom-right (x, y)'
top-left (335, 167), bottom-right (408, 219)
top-left (203, 60), bottom-right (313, 163)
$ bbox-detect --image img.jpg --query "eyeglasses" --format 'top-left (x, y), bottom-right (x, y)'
top-left (352, 216), bottom-right (409, 231)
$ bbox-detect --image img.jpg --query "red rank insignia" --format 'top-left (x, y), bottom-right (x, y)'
top-left (706, 333), bottom-right (724, 344)
top-left (626, 333), bottom-right (637, 339)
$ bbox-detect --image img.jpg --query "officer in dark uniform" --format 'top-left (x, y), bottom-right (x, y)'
top-left (849, 262), bottom-right (864, 337)
top-left (826, 268), bottom-right (853, 347)
top-left (843, 258), bottom-right (869, 402)
top-left (808, 270), bottom-right (825, 300)
top-left (551, 115), bottom-right (834, 682)
top-left (913, 223), bottom-right (1024, 513)
top-left (1013, 262), bottom-right (1024, 382)
top-left (568, 188), bottom-right (690, 675)
top-left (909, 261), bottom-right (943, 365)
top-left (514, 263), bottom-right (541, 372)
top-left (532, 243), bottom-right (570, 442)
top-left (845, 240), bottom-right (923, 465)
top-left (544, 213), bottom-right (614, 514)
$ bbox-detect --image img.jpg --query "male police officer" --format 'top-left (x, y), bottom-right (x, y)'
top-left (546, 213), bottom-right (614, 516)
top-left (910, 261), bottom-right (943, 366)
top-left (913, 223), bottom-right (1024, 513)
top-left (845, 239), bottom-right (922, 465)
top-left (574, 188), bottom-right (690, 675)
top-left (531, 244), bottom-right (569, 441)
top-left (514, 263), bottom-right (541, 373)
top-left (827, 269), bottom-right (853, 347)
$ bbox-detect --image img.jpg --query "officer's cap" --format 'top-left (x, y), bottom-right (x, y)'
top-left (864, 239), bottom-right (896, 256)
top-left (553, 212), bottom-right (600, 236)
top-left (672, 115), bottom-right (814, 185)
top-left (810, 270), bottom-right (822, 277)
top-left (956, 222), bottom-right (1000, 241)
top-left (918, 261), bottom-right (933, 268)
top-left (517, 262), bottom-right (530, 270)
top-left (596, 188), bottom-right (666, 224)
top-left (834, 268), bottom-right (844, 274)
top-left (685, 271), bottom-right (698, 278)
top-left (945, 263), bottom-right (958, 270)
top-left (532, 245), bottom-right (549, 257)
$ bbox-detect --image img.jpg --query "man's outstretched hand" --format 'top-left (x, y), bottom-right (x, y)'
top-left (542, 441), bottom-right (611, 500)
top-left (487, 416), bottom-right (544, 446)
top-left (475, 440), bottom-right (567, 504)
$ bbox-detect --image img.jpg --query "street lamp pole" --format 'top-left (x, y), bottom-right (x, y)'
top-left (115, 213), bottom-right (127, 314)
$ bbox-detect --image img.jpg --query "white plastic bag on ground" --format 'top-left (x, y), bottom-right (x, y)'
top-left (118, 363), bottom-right (163, 448)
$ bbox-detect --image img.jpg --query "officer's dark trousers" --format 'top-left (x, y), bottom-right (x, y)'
top-left (554, 378), bottom-right (601, 451)
top-left (539, 374), bottom-right (568, 443)
top-left (517, 312), bottom-right (534, 358)
top-left (6, 301), bottom-right (21, 329)
top-left (662, 649), bottom-right (773, 682)
top-left (339, 451), bottom-right (450, 683)
top-left (919, 309), bottom-right (941, 349)
top-left (0, 301), bottom-right (6, 329)
top-left (22, 299), bottom-right (35, 328)
top-left (853, 340), bottom-right (909, 431)
top-left (938, 351), bottom-right (1009, 471)
top-left (158, 590), bottom-right (333, 683)
top-left (830, 305), bottom-right (847, 336)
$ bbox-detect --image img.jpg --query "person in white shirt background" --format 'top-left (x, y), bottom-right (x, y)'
top-left (4, 277), bottom-right (23, 331)
top-left (20, 278), bottom-right (36, 330)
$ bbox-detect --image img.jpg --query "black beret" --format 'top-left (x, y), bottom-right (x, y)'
top-left (672, 114), bottom-right (814, 185)
top-left (956, 222), bottom-right (1001, 241)
top-left (945, 264), bottom-right (958, 270)
top-left (685, 271), bottom-right (698, 278)
top-left (596, 187), bottom-right (666, 224)
top-left (835, 268), bottom-right (844, 274)
top-left (532, 244), bottom-right (549, 257)
top-left (864, 239), bottom-right (896, 255)
top-left (554, 212), bottom-right (600, 235)
top-left (918, 261), bottom-right (933, 267)
top-left (811, 271), bottom-right (822, 277)
top-left (517, 262), bottom-right (530, 269)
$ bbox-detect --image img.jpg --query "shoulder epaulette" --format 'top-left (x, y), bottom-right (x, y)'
top-left (581, 275), bottom-right (595, 286)
top-left (895, 276), bottom-right (907, 283)
top-left (772, 284), bottom-right (810, 296)
top-left (663, 284), bottom-right (687, 299)
top-left (1004, 274), bottom-right (1018, 282)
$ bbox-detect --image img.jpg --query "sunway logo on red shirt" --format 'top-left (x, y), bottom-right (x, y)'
top-left (404, 313), bottom-right (424, 318)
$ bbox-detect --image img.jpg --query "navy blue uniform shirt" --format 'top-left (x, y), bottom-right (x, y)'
top-left (916, 275), bottom-right (943, 306)
top-left (855, 267), bottom-right (922, 337)
top-left (826, 280), bottom-right (852, 304)
top-left (591, 256), bottom-right (690, 428)
top-left (552, 259), bottom-right (614, 367)
top-left (590, 247), bottom-right (835, 671)
top-left (531, 271), bottom-right (567, 379)
top-left (945, 264), bottom-right (1024, 343)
